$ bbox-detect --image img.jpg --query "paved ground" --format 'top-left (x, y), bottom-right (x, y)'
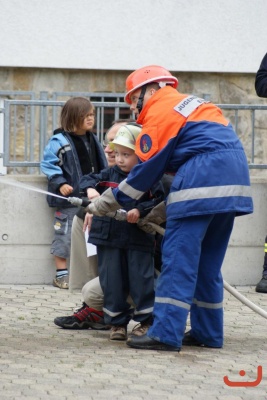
top-left (0, 284), bottom-right (267, 400)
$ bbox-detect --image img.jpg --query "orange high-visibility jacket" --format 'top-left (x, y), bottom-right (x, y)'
top-left (113, 86), bottom-right (253, 219)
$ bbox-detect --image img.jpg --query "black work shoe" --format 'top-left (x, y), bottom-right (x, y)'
top-left (126, 334), bottom-right (180, 351)
top-left (255, 276), bottom-right (267, 293)
top-left (182, 331), bottom-right (221, 348)
top-left (54, 303), bottom-right (109, 330)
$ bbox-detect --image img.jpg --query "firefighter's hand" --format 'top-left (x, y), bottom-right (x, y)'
top-left (137, 201), bottom-right (166, 233)
top-left (86, 187), bottom-right (121, 216)
top-left (59, 184), bottom-right (73, 196)
top-left (127, 208), bottom-right (140, 223)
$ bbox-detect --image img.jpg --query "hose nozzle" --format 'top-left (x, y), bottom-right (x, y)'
top-left (68, 197), bottom-right (91, 207)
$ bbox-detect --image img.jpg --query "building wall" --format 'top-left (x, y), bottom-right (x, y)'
top-left (1, 0), bottom-right (267, 167)
top-left (2, 67), bottom-right (267, 178)
top-left (1, 68), bottom-right (266, 105)
top-left (0, 0), bottom-right (266, 73)
top-left (1, 0), bottom-right (267, 287)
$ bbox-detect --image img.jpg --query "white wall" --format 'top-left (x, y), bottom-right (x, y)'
top-left (0, 0), bottom-right (266, 73)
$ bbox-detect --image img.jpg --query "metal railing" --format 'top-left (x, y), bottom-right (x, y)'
top-left (40, 92), bottom-right (126, 131)
top-left (0, 98), bottom-right (132, 174)
top-left (218, 104), bottom-right (267, 168)
top-left (0, 96), bottom-right (267, 174)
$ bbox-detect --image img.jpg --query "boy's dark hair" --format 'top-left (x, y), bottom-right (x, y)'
top-left (60, 97), bottom-right (94, 132)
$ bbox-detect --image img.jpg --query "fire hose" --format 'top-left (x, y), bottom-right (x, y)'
top-left (1, 178), bottom-right (267, 320)
top-left (100, 208), bottom-right (267, 320)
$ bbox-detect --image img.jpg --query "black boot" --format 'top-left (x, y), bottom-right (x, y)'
top-left (126, 334), bottom-right (180, 351)
top-left (255, 276), bottom-right (267, 293)
top-left (255, 236), bottom-right (267, 293)
top-left (182, 331), bottom-right (222, 348)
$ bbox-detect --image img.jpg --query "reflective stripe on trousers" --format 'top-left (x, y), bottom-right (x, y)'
top-left (147, 212), bottom-right (235, 348)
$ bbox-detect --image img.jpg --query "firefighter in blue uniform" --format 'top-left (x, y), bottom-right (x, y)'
top-left (87, 65), bottom-right (254, 351)
top-left (254, 52), bottom-right (267, 293)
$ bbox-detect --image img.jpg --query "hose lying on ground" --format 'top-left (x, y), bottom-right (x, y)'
top-left (223, 280), bottom-right (267, 319)
top-left (147, 221), bottom-right (267, 320)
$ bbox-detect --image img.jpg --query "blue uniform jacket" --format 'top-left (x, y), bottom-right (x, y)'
top-left (41, 131), bottom-right (107, 208)
top-left (80, 165), bottom-right (165, 252)
top-left (255, 53), bottom-right (267, 97)
top-left (111, 87), bottom-right (253, 219)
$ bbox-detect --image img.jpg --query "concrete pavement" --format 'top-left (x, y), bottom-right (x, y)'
top-left (1, 284), bottom-right (267, 400)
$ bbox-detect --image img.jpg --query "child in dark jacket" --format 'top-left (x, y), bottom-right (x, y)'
top-left (79, 123), bottom-right (165, 341)
top-left (41, 97), bottom-right (107, 289)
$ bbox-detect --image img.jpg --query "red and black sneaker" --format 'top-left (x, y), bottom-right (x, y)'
top-left (54, 303), bottom-right (109, 330)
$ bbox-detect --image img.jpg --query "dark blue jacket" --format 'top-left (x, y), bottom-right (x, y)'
top-left (41, 130), bottom-right (107, 207)
top-left (80, 165), bottom-right (165, 252)
top-left (255, 53), bottom-right (267, 97)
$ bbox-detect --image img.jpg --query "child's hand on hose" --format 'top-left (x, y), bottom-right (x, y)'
top-left (127, 208), bottom-right (140, 223)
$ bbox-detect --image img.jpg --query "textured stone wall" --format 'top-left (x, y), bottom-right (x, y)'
top-left (1, 67), bottom-right (267, 177)
top-left (1, 67), bottom-right (263, 102)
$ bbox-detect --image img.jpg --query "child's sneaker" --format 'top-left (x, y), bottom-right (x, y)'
top-left (54, 303), bottom-right (109, 330)
top-left (53, 275), bottom-right (69, 289)
top-left (109, 325), bottom-right (127, 340)
top-left (129, 316), bottom-right (153, 337)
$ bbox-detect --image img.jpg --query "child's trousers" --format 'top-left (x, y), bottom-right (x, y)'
top-left (97, 246), bottom-right (155, 326)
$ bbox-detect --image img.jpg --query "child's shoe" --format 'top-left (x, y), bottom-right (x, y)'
top-left (54, 303), bottom-right (108, 330)
top-left (129, 316), bottom-right (153, 337)
top-left (109, 325), bottom-right (127, 340)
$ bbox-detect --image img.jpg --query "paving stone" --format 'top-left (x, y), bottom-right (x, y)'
top-left (1, 285), bottom-right (267, 399)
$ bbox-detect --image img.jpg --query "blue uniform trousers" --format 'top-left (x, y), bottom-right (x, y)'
top-left (147, 212), bottom-right (236, 348)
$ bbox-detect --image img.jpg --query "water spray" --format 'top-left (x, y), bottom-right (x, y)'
top-left (0, 177), bottom-right (90, 207)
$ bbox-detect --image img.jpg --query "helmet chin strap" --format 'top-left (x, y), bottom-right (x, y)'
top-left (136, 85), bottom-right (147, 114)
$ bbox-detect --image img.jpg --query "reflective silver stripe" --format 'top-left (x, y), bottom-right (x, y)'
top-left (103, 306), bottom-right (134, 317)
top-left (134, 306), bottom-right (154, 315)
top-left (155, 296), bottom-right (191, 310)
top-left (119, 179), bottom-right (144, 200)
top-left (167, 185), bottom-right (251, 205)
top-left (193, 298), bottom-right (223, 309)
top-left (58, 144), bottom-right (71, 166)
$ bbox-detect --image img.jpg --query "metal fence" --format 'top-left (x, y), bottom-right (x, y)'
top-left (40, 91), bottom-right (128, 133)
top-left (0, 92), bottom-right (267, 175)
top-left (217, 104), bottom-right (267, 168)
top-left (0, 96), bottom-right (132, 174)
